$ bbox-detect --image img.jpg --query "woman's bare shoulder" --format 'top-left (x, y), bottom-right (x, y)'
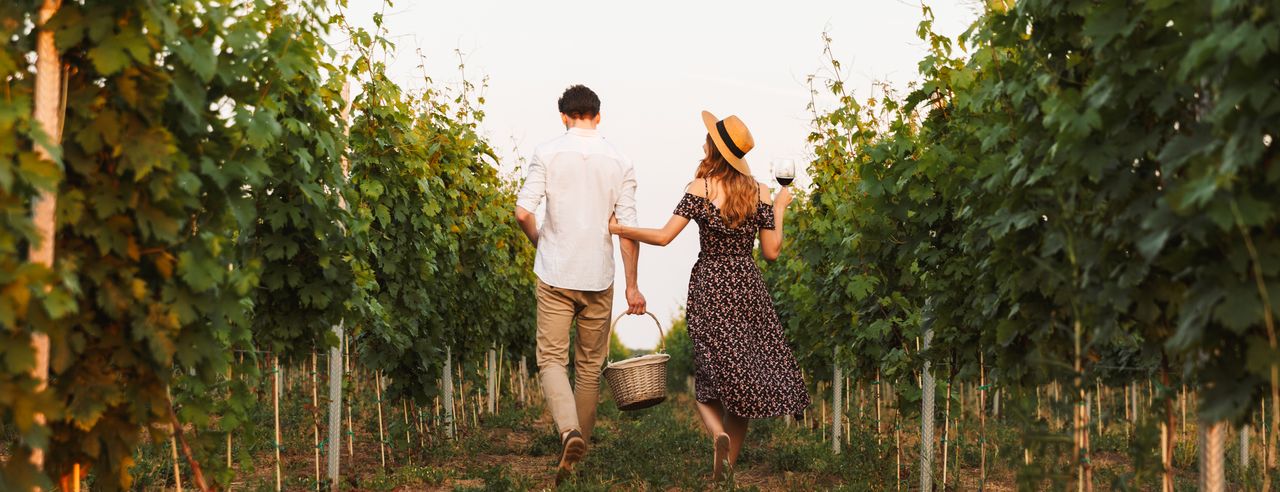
top-left (757, 181), bottom-right (774, 205)
top-left (686, 179), bottom-right (709, 197)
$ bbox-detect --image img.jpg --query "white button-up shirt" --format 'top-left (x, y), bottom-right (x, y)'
top-left (516, 127), bottom-right (638, 292)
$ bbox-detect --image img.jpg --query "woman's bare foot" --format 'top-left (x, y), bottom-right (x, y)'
top-left (712, 432), bottom-right (730, 481)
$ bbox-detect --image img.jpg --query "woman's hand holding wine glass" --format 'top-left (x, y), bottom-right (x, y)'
top-left (771, 158), bottom-right (796, 208)
top-left (774, 186), bottom-right (792, 208)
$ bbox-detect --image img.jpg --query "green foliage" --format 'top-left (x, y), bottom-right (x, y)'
top-left (767, 0), bottom-right (1280, 485)
top-left (241, 2), bottom-right (355, 362)
top-left (607, 331), bottom-right (631, 362)
top-left (340, 13), bottom-right (536, 403)
top-left (25, 0), bottom-right (309, 488)
top-left (452, 465), bottom-right (535, 492)
top-left (359, 465), bottom-right (448, 490)
top-left (568, 403), bottom-right (709, 490)
top-left (0, 1), bottom-right (65, 488)
top-left (2, 0), bottom-right (536, 488)
top-left (661, 313), bottom-right (694, 392)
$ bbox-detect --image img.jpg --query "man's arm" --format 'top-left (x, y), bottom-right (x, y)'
top-left (514, 154), bottom-right (547, 246)
top-left (620, 237), bottom-right (645, 314)
top-left (616, 161), bottom-right (646, 314)
top-left (515, 207), bottom-right (539, 246)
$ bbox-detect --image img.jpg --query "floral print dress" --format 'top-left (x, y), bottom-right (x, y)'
top-left (675, 179), bottom-right (809, 419)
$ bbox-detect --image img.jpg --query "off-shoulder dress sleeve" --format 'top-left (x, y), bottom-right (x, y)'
top-left (757, 204), bottom-right (776, 230)
top-left (674, 194), bottom-right (703, 220)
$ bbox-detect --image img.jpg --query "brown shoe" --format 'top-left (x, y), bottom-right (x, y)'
top-left (556, 429), bottom-right (586, 485)
top-left (712, 432), bottom-right (730, 481)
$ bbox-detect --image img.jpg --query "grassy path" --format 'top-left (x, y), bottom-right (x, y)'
top-left (358, 392), bottom-right (1017, 491)
top-left (423, 393), bottom-right (848, 491)
top-left (121, 376), bottom-right (1226, 490)
top-left (208, 387), bottom-right (1031, 491)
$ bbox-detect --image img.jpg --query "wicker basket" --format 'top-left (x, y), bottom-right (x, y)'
top-left (603, 312), bottom-right (670, 411)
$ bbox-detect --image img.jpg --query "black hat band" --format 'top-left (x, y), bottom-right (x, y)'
top-left (715, 120), bottom-right (746, 159)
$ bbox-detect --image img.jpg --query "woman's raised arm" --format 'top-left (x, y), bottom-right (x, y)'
top-left (758, 186), bottom-right (792, 261)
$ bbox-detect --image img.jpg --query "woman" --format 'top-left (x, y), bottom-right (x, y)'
top-left (609, 111), bottom-right (810, 480)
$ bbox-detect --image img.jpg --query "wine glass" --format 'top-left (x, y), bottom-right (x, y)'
top-left (772, 159), bottom-right (796, 187)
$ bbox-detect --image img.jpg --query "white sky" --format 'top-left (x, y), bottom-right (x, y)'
top-left (340, 1), bottom-right (981, 350)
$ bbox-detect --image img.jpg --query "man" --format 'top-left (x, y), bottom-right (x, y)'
top-left (514, 84), bottom-right (646, 483)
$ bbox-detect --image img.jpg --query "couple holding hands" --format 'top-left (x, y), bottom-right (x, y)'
top-left (513, 85), bottom-right (809, 483)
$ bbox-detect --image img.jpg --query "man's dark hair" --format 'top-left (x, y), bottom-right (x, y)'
top-left (558, 85), bottom-right (600, 119)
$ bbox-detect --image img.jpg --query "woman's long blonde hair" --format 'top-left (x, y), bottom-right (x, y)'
top-left (696, 134), bottom-right (758, 229)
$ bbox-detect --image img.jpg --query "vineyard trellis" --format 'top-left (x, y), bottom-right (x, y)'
top-left (2, 0), bottom-right (1278, 490)
top-left (765, 0), bottom-right (1279, 490)
top-left (1, 0), bottom-right (536, 490)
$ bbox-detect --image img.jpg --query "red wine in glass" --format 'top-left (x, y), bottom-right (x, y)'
top-left (773, 159), bottom-right (796, 187)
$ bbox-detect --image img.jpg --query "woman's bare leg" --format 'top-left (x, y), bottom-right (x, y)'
top-left (695, 400), bottom-right (726, 436)
top-left (696, 400), bottom-right (731, 480)
top-left (724, 412), bottom-right (750, 466)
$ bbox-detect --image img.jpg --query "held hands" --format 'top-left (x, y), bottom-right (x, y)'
top-left (608, 213), bottom-right (622, 235)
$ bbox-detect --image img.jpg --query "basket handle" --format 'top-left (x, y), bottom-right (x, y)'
top-left (611, 311), bottom-right (666, 353)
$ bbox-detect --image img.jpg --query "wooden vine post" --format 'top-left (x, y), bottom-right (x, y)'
top-left (273, 355), bottom-right (282, 492)
top-left (443, 347), bottom-right (456, 438)
top-left (1266, 398), bottom-right (1275, 488)
top-left (819, 382), bottom-right (826, 437)
top-left (375, 370), bottom-right (387, 469)
top-left (169, 428), bottom-right (183, 492)
top-left (28, 0), bottom-right (63, 477)
top-left (1181, 386), bottom-right (1187, 436)
top-left (519, 355), bottom-right (528, 405)
top-left (832, 346), bottom-right (843, 454)
top-left (1074, 319), bottom-right (1092, 492)
top-left (227, 366), bottom-right (233, 471)
top-left (895, 415), bottom-right (902, 491)
top-left (459, 358), bottom-right (467, 430)
top-left (327, 79), bottom-right (352, 490)
top-left (346, 335), bottom-right (354, 459)
top-left (920, 308), bottom-right (935, 492)
top-left (402, 399), bottom-right (411, 448)
top-left (333, 328), bottom-right (348, 480)
top-left (497, 346), bottom-right (505, 411)
top-left (487, 347), bottom-right (497, 414)
top-left (312, 352), bottom-right (320, 487)
top-left (942, 377), bottom-right (952, 490)
top-left (980, 352), bottom-right (988, 488)
top-left (1161, 367), bottom-right (1175, 492)
top-left (1161, 420), bottom-right (1172, 492)
top-left (1242, 424), bottom-right (1251, 473)
top-left (1200, 419), bottom-right (1226, 492)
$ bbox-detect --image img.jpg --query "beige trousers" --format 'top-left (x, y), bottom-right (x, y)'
top-left (535, 279), bottom-right (613, 442)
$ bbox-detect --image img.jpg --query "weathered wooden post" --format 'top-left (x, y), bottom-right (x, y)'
top-left (920, 299), bottom-right (936, 492)
top-left (28, 0), bottom-right (64, 477)
top-left (833, 346), bottom-right (843, 454)
top-left (327, 79), bottom-right (352, 490)
top-left (1199, 419), bottom-right (1226, 492)
top-left (442, 346), bottom-right (456, 439)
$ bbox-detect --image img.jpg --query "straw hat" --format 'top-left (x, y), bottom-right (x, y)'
top-left (702, 111), bottom-right (754, 176)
